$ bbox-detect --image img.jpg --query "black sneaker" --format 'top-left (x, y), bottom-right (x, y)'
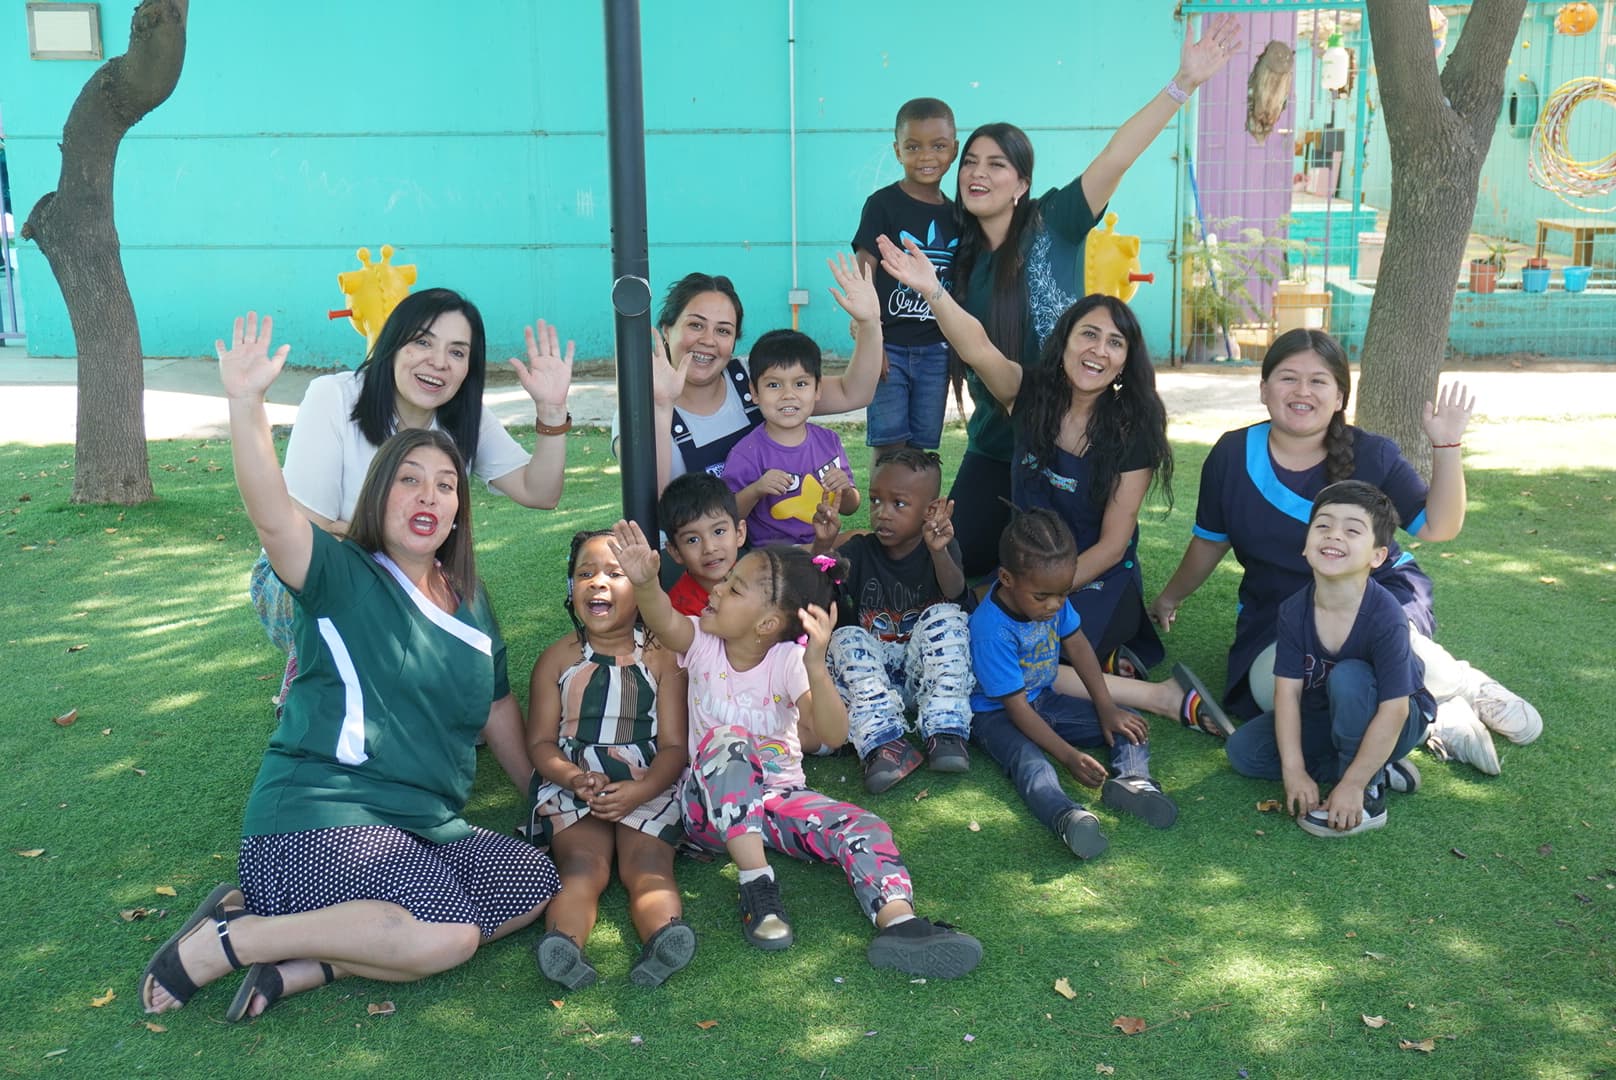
top-left (534, 930), bottom-right (598, 990)
top-left (1101, 775), bottom-right (1179, 829)
top-left (1056, 807), bottom-right (1109, 859)
top-left (866, 917), bottom-right (983, 979)
top-left (737, 874), bottom-right (794, 950)
top-left (863, 738), bottom-right (924, 794)
top-left (924, 733), bottom-right (971, 773)
top-left (1298, 783), bottom-right (1388, 837)
top-left (629, 918), bottom-right (697, 987)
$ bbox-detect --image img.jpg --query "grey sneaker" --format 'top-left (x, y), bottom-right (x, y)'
top-left (863, 738), bottom-right (924, 794)
top-left (1101, 775), bottom-right (1179, 829)
top-left (534, 930), bottom-right (599, 990)
top-left (629, 918), bottom-right (696, 987)
top-left (737, 874), bottom-right (793, 951)
top-left (924, 733), bottom-right (971, 773)
top-left (866, 917), bottom-right (982, 979)
top-left (1425, 698), bottom-right (1500, 775)
top-left (1385, 758), bottom-right (1422, 794)
top-left (1056, 807), bottom-right (1109, 859)
top-left (1298, 783), bottom-right (1388, 838)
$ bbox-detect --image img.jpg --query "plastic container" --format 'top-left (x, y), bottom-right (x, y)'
top-left (1563, 265), bottom-right (1592, 292)
top-left (1521, 266), bottom-right (1551, 294)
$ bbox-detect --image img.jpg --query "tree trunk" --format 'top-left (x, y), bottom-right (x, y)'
top-left (20, 0), bottom-right (188, 504)
top-left (1357, 0), bottom-right (1525, 479)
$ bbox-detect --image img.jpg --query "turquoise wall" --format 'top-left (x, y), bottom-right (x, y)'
top-left (4, 2), bottom-right (1186, 366)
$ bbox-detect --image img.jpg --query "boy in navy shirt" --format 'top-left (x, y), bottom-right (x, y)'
top-left (1227, 481), bottom-right (1435, 837)
top-left (852, 97), bottom-right (959, 474)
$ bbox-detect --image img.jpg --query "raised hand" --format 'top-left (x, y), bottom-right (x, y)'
top-left (215, 312), bottom-right (290, 401)
top-left (1178, 11), bottom-right (1243, 89)
top-left (798, 601), bottom-right (838, 666)
top-left (923, 497), bottom-right (956, 553)
top-left (1421, 381), bottom-right (1476, 448)
top-left (827, 253), bottom-right (880, 326)
top-left (876, 233), bottom-right (943, 297)
top-left (650, 330), bottom-right (691, 408)
top-left (508, 319), bottom-right (575, 414)
top-left (608, 519), bottom-right (661, 586)
top-left (811, 489), bottom-right (842, 552)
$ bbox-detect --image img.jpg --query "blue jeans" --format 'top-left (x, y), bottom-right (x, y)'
top-left (865, 341), bottom-right (950, 449)
top-left (826, 606), bottom-right (973, 756)
top-left (972, 690), bottom-right (1151, 832)
top-left (1226, 660), bottom-right (1429, 783)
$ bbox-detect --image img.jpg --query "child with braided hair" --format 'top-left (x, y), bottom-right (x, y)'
top-left (610, 520), bottom-right (982, 979)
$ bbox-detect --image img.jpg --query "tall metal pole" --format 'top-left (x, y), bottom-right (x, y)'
top-left (604, 0), bottom-right (656, 536)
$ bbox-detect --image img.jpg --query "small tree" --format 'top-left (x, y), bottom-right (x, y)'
top-left (21, 0), bottom-right (189, 504)
top-left (1356, 0), bottom-right (1526, 477)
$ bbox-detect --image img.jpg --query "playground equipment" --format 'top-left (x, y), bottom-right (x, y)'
top-left (328, 245), bottom-right (417, 349)
top-left (1083, 213), bottom-right (1155, 303)
top-left (1529, 78), bottom-right (1616, 212)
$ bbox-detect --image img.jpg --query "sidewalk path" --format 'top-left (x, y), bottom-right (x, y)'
top-left (2, 347), bottom-right (1612, 447)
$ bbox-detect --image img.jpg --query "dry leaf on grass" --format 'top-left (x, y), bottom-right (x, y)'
top-left (913, 788), bottom-right (930, 802)
top-left (1112, 1016), bottom-right (1147, 1035)
top-left (1399, 1038), bottom-right (1436, 1053)
top-left (143, 1021), bottom-right (166, 1033)
top-left (43, 1049), bottom-right (68, 1059)
top-left (53, 709), bottom-right (79, 727)
top-left (120, 909), bottom-right (150, 921)
top-left (1361, 1014), bottom-right (1387, 1028)
top-left (1255, 799), bottom-right (1283, 812)
top-left (16, 849), bottom-right (45, 858)
top-left (366, 1001), bottom-right (396, 1016)
top-left (968, 820), bottom-right (981, 832)
top-left (154, 886), bottom-right (177, 897)
top-left (1363, 951), bottom-right (1388, 962)
top-left (68, 643), bottom-right (88, 653)
top-left (1096, 1065), bottom-right (1115, 1075)
top-left (695, 1019), bottom-right (718, 1030)
top-left (549, 999), bottom-right (564, 1009)
top-left (1054, 977), bottom-right (1077, 1000)
top-left (89, 989), bottom-right (116, 1007)
top-left (1450, 848), bottom-right (1467, 859)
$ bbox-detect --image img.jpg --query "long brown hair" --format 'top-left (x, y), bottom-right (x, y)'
top-left (346, 428), bottom-right (476, 597)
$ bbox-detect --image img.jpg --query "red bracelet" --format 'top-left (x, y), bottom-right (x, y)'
top-left (1431, 442), bottom-right (1461, 449)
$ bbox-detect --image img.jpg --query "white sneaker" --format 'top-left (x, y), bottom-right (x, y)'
top-left (1424, 698), bottom-right (1500, 776)
top-left (1471, 680), bottom-right (1543, 745)
top-left (1385, 758), bottom-right (1421, 794)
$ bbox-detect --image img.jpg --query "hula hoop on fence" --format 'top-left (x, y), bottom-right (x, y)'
top-left (1528, 77), bottom-right (1616, 212)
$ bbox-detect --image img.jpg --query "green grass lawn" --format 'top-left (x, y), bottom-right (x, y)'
top-left (3, 418), bottom-right (1613, 1079)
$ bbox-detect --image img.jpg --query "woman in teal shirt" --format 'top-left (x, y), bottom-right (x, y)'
top-left (141, 313), bottom-right (559, 1022)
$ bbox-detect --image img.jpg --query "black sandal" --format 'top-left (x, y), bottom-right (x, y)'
top-left (139, 883), bottom-right (246, 1012)
top-left (227, 960), bottom-right (336, 1022)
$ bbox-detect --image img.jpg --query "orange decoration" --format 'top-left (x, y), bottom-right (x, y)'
top-left (1554, 2), bottom-right (1597, 36)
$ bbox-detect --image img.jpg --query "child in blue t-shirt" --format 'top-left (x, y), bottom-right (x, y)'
top-left (724, 330), bottom-right (860, 547)
top-left (852, 97), bottom-right (959, 473)
top-left (1226, 481), bottom-right (1436, 838)
top-left (968, 509), bottom-right (1176, 860)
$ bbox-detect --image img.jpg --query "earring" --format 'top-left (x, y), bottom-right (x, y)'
top-left (451, 522), bottom-right (458, 530)
top-left (1112, 379), bottom-right (1124, 394)
top-left (1013, 194), bottom-right (1020, 208)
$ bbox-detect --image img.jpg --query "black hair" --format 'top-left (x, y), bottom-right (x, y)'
top-left (895, 97), bottom-right (956, 137)
top-left (350, 287), bottom-right (487, 464)
top-left (656, 272), bottom-right (745, 341)
top-left (747, 329), bottom-right (823, 384)
top-left (346, 427), bottom-right (476, 597)
top-left (1013, 295), bottom-right (1174, 511)
top-left (949, 122), bottom-right (1039, 417)
top-left (750, 546), bottom-right (845, 644)
top-left (873, 447), bottom-right (944, 497)
top-left (998, 506), bottom-right (1078, 578)
top-left (658, 472), bottom-right (740, 536)
top-left (1311, 480), bottom-right (1399, 548)
top-left (562, 530), bottom-right (616, 644)
top-left (1263, 328), bottom-right (1355, 483)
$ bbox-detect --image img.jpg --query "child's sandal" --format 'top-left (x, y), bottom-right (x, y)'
top-left (1172, 662), bottom-right (1235, 737)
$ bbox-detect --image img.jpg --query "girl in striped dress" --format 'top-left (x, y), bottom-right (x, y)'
top-left (525, 531), bottom-right (693, 989)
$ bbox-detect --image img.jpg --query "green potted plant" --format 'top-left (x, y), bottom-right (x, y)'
top-left (1468, 236), bottom-right (1511, 294)
top-left (1179, 216), bottom-right (1308, 363)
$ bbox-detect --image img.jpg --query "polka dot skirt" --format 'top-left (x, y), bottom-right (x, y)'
top-left (239, 825), bottom-right (560, 938)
